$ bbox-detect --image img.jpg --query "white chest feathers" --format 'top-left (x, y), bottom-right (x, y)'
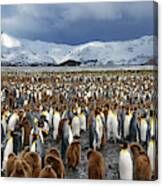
top-left (8, 113), bottom-right (19, 131)
top-left (79, 113), bottom-right (86, 131)
top-left (68, 126), bottom-right (73, 145)
top-left (53, 112), bottom-right (61, 140)
top-left (2, 116), bottom-right (7, 135)
top-left (2, 137), bottom-right (13, 171)
top-left (147, 140), bottom-right (156, 173)
top-left (124, 114), bottom-right (132, 138)
top-left (72, 116), bottom-right (80, 137)
top-left (119, 149), bottom-right (133, 180)
top-left (95, 115), bottom-right (103, 136)
top-left (140, 119), bottom-right (148, 142)
top-left (31, 141), bottom-right (36, 152)
top-left (53, 112), bottom-right (61, 126)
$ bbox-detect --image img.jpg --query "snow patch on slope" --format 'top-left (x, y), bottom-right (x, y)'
top-left (1, 33), bottom-right (21, 48)
top-left (1, 33), bottom-right (156, 66)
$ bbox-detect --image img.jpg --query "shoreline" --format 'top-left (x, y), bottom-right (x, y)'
top-left (1, 65), bottom-right (157, 73)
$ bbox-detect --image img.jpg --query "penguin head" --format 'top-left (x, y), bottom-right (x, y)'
top-left (126, 106), bottom-right (130, 115)
top-left (73, 109), bottom-right (77, 116)
top-left (55, 106), bottom-right (59, 112)
top-left (45, 155), bottom-right (56, 166)
top-left (14, 159), bottom-right (25, 174)
top-left (46, 148), bottom-right (60, 158)
top-left (43, 164), bottom-right (56, 175)
top-left (129, 143), bottom-right (145, 160)
top-left (40, 114), bottom-right (46, 122)
top-left (8, 152), bottom-right (17, 162)
top-left (44, 164), bottom-right (54, 171)
top-left (150, 110), bottom-right (154, 117)
top-left (94, 109), bottom-right (100, 117)
top-left (120, 142), bottom-right (128, 150)
top-left (87, 149), bottom-right (94, 160)
top-left (8, 130), bottom-right (14, 138)
top-left (73, 135), bottom-right (80, 140)
top-left (38, 118), bottom-right (46, 128)
top-left (80, 109), bottom-right (84, 115)
top-left (14, 108), bottom-right (19, 115)
top-left (18, 109), bottom-right (24, 119)
top-left (149, 136), bottom-right (156, 144)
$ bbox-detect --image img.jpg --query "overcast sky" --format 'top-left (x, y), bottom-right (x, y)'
top-left (1, 1), bottom-right (156, 45)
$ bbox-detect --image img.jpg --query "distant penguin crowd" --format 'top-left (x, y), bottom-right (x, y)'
top-left (1, 71), bottom-right (158, 180)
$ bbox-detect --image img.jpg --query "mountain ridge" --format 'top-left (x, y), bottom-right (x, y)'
top-left (1, 33), bottom-right (156, 66)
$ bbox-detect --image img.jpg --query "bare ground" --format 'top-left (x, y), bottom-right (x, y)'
top-left (45, 128), bottom-right (120, 180)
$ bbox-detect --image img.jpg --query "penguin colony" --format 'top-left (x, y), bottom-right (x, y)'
top-left (1, 70), bottom-right (158, 180)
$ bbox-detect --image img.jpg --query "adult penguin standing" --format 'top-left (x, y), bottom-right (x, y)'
top-left (124, 107), bottom-right (132, 140)
top-left (147, 136), bottom-right (156, 178)
top-left (79, 109), bottom-right (87, 132)
top-left (119, 143), bottom-right (133, 180)
top-left (88, 110), bottom-right (97, 149)
top-left (95, 109), bottom-right (103, 149)
top-left (6, 109), bottom-right (22, 155)
top-left (12, 116), bottom-right (22, 155)
top-left (53, 107), bottom-right (61, 140)
top-left (40, 112), bottom-right (50, 138)
top-left (119, 105), bottom-right (126, 139)
top-left (84, 103), bottom-right (90, 130)
top-left (112, 105), bottom-right (120, 143)
top-left (129, 109), bottom-right (139, 143)
top-left (140, 119), bottom-right (148, 150)
top-left (71, 111), bottom-right (80, 138)
top-left (41, 108), bottom-right (52, 129)
top-left (30, 125), bottom-right (45, 160)
top-left (7, 109), bottom-right (19, 132)
top-left (1, 123), bottom-right (5, 144)
top-left (57, 118), bottom-right (73, 163)
top-left (106, 106), bottom-right (114, 141)
top-left (2, 131), bottom-right (14, 172)
top-left (1, 110), bottom-right (11, 137)
top-left (106, 105), bottom-right (119, 143)
top-left (149, 110), bottom-right (155, 139)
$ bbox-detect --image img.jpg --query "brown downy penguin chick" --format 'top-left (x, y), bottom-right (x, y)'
top-left (20, 146), bottom-right (30, 159)
top-left (23, 151), bottom-right (41, 178)
top-left (21, 159), bottom-right (33, 177)
top-left (66, 140), bottom-right (81, 169)
top-left (134, 151), bottom-right (151, 180)
top-left (130, 143), bottom-right (151, 180)
top-left (21, 114), bottom-right (32, 146)
top-left (39, 165), bottom-right (57, 178)
top-left (44, 153), bottom-right (64, 178)
top-left (10, 159), bottom-right (28, 177)
top-left (46, 147), bottom-right (60, 158)
top-left (87, 149), bottom-right (105, 179)
top-left (130, 143), bottom-right (144, 161)
top-left (6, 153), bottom-right (17, 177)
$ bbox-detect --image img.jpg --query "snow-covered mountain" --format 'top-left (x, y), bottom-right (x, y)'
top-left (1, 33), bottom-right (156, 66)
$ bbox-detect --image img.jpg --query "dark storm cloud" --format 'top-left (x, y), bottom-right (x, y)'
top-left (1, 1), bottom-right (155, 45)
